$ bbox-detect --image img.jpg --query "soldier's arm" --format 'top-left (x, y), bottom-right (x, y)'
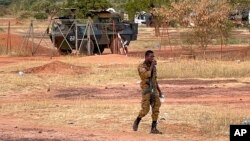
top-left (138, 61), bottom-right (156, 78)
top-left (138, 66), bottom-right (152, 78)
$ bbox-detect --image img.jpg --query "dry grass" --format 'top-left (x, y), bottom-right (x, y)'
top-left (164, 104), bottom-right (250, 137)
top-left (0, 100), bottom-right (249, 139)
top-left (1, 60), bottom-right (250, 95)
top-left (157, 60), bottom-right (250, 79)
top-left (0, 58), bottom-right (250, 140)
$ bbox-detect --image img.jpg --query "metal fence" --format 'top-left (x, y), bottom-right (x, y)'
top-left (0, 18), bottom-right (250, 60)
top-left (137, 26), bottom-right (250, 60)
top-left (0, 18), bottom-right (55, 56)
top-left (0, 18), bottom-right (128, 56)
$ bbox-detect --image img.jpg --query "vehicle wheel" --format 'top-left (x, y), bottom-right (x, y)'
top-left (79, 40), bottom-right (94, 55)
top-left (58, 49), bottom-right (72, 55)
top-left (93, 45), bottom-right (105, 54)
top-left (110, 37), bottom-right (123, 54)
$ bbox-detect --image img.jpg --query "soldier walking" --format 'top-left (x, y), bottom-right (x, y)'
top-left (133, 50), bottom-right (164, 134)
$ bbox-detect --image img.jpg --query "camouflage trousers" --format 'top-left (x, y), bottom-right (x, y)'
top-left (138, 92), bottom-right (161, 121)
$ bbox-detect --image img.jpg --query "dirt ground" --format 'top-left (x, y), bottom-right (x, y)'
top-left (0, 23), bottom-right (250, 140)
top-left (0, 54), bottom-right (250, 141)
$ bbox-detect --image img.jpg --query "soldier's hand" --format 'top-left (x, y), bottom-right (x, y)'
top-left (159, 93), bottom-right (165, 103)
top-left (151, 60), bottom-right (157, 66)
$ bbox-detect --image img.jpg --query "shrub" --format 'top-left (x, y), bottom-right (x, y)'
top-left (33, 12), bottom-right (48, 20)
top-left (17, 11), bottom-right (33, 20)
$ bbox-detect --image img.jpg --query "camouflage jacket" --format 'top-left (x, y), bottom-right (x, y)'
top-left (138, 61), bottom-right (158, 95)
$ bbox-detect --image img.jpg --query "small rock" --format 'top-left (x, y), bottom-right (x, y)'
top-left (68, 122), bottom-right (74, 125)
top-left (123, 84), bottom-right (126, 87)
top-left (14, 126), bottom-right (18, 128)
top-left (47, 87), bottom-right (50, 92)
top-left (236, 60), bottom-right (241, 64)
top-left (105, 87), bottom-right (108, 89)
top-left (240, 99), bottom-right (242, 101)
top-left (38, 130), bottom-right (42, 134)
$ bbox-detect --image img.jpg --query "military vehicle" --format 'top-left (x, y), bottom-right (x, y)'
top-left (50, 8), bottom-right (138, 55)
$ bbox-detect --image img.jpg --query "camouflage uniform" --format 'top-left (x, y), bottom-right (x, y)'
top-left (137, 61), bottom-right (161, 121)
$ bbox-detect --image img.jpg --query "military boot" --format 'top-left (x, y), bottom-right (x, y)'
top-left (133, 117), bottom-right (141, 131)
top-left (150, 121), bottom-right (162, 134)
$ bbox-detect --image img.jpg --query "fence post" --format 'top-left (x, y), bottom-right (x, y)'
top-left (87, 20), bottom-right (91, 55)
top-left (9, 21), bottom-right (11, 53)
top-left (6, 21), bottom-right (11, 54)
top-left (31, 20), bottom-right (34, 56)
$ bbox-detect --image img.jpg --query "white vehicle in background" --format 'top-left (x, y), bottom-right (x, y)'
top-left (248, 9), bottom-right (250, 24)
top-left (134, 11), bottom-right (147, 25)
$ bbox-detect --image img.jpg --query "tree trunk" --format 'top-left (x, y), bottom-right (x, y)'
top-left (155, 24), bottom-right (160, 37)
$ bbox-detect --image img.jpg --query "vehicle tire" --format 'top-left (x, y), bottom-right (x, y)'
top-left (93, 45), bottom-right (105, 54)
top-left (79, 40), bottom-right (94, 55)
top-left (58, 49), bottom-right (72, 55)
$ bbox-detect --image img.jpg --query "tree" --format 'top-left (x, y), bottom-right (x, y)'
top-left (124, 0), bottom-right (170, 37)
top-left (229, 0), bottom-right (250, 7)
top-left (65, 0), bottom-right (112, 18)
top-left (0, 0), bottom-right (12, 5)
top-left (153, 0), bottom-right (232, 55)
top-left (32, 0), bottom-right (62, 18)
top-left (189, 0), bottom-right (231, 54)
top-left (124, 0), bottom-right (171, 20)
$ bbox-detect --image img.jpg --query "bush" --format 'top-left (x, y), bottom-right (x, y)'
top-left (33, 12), bottom-right (48, 20)
top-left (17, 11), bottom-right (33, 20)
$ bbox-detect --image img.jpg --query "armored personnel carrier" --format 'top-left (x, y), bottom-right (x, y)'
top-left (50, 9), bottom-right (138, 55)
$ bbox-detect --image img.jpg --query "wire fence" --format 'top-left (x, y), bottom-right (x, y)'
top-left (0, 18), bottom-right (129, 56)
top-left (0, 18), bottom-right (56, 56)
top-left (0, 18), bottom-right (250, 60)
top-left (137, 26), bottom-right (250, 60)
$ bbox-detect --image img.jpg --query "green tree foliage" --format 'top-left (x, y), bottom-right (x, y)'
top-left (124, 0), bottom-right (171, 20)
top-left (108, 0), bottom-right (129, 11)
top-left (11, 0), bottom-right (37, 11)
top-left (31, 0), bottom-right (62, 17)
top-left (229, 0), bottom-right (250, 7)
top-left (6, 0), bottom-right (64, 18)
top-left (65, 0), bottom-right (112, 18)
top-left (0, 0), bottom-right (12, 5)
